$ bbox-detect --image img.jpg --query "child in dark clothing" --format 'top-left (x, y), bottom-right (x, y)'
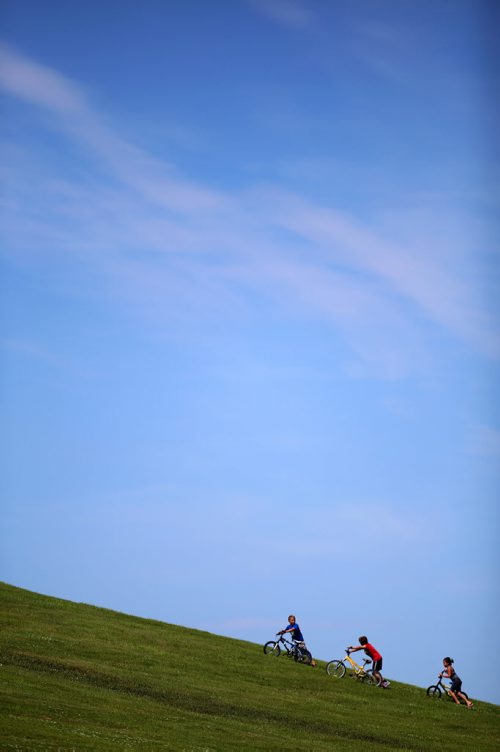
top-left (440, 657), bottom-right (473, 708)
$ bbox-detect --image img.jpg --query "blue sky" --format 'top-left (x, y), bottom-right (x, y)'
top-left (1, 0), bottom-right (499, 705)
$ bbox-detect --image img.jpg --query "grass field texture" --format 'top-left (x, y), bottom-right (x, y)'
top-left (1, 582), bottom-right (499, 751)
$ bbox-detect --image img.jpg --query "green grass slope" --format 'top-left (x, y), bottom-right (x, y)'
top-left (1, 583), bottom-right (498, 751)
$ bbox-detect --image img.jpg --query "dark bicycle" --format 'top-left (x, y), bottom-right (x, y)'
top-left (263, 633), bottom-right (312, 665)
top-left (426, 676), bottom-right (469, 702)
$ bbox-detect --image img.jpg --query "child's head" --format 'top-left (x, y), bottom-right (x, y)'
top-left (288, 614), bottom-right (296, 624)
top-left (358, 636), bottom-right (368, 646)
top-left (443, 657), bottom-right (454, 666)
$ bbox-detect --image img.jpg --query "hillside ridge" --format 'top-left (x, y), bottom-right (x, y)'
top-left (1, 581), bottom-right (499, 751)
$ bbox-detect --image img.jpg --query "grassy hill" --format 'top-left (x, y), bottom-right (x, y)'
top-left (1, 582), bottom-right (498, 751)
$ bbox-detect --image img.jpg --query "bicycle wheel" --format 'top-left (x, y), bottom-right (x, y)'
top-left (426, 685), bottom-right (442, 698)
top-left (326, 660), bottom-right (346, 678)
top-left (295, 649), bottom-right (312, 665)
top-left (358, 671), bottom-right (381, 687)
top-left (369, 670), bottom-right (382, 687)
top-left (263, 641), bottom-right (281, 657)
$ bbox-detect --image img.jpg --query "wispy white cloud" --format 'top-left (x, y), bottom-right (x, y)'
top-left (40, 491), bottom-right (436, 575)
top-left (0, 337), bottom-right (100, 384)
top-left (263, 191), bottom-right (500, 359)
top-left (1, 337), bottom-right (58, 363)
top-left (0, 44), bottom-right (225, 216)
top-left (247, 0), bottom-right (316, 30)
top-left (349, 18), bottom-right (411, 82)
top-left (0, 42), bottom-right (85, 113)
top-left (1, 44), bottom-right (498, 377)
top-left (256, 501), bottom-right (439, 563)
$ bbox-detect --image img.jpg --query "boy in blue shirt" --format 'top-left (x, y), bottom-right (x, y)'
top-left (278, 614), bottom-right (316, 666)
top-left (278, 614), bottom-right (304, 643)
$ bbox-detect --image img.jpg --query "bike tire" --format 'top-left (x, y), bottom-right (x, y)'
top-left (296, 649), bottom-right (312, 665)
top-left (363, 671), bottom-right (381, 686)
top-left (263, 641), bottom-right (281, 657)
top-left (426, 685), bottom-right (442, 698)
top-left (326, 660), bottom-right (346, 678)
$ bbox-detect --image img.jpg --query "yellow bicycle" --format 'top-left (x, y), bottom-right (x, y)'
top-left (326, 649), bottom-right (381, 686)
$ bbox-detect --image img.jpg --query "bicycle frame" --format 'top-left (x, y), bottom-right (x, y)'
top-left (443, 679), bottom-right (456, 695)
top-left (343, 652), bottom-right (372, 679)
top-left (263, 633), bottom-right (312, 665)
top-left (326, 649), bottom-right (379, 685)
top-left (427, 676), bottom-right (468, 701)
top-left (276, 634), bottom-right (297, 656)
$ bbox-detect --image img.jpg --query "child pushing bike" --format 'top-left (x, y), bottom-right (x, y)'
top-left (277, 614), bottom-right (306, 645)
top-left (436, 657), bottom-right (473, 708)
top-left (264, 614), bottom-right (316, 666)
top-left (278, 614), bottom-right (316, 665)
top-left (347, 636), bottom-right (390, 688)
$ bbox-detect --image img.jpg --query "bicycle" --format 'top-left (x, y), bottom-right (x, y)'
top-left (426, 676), bottom-right (469, 702)
top-left (263, 633), bottom-right (313, 665)
top-left (326, 649), bottom-right (381, 686)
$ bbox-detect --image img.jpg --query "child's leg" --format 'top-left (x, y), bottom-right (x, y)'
top-left (449, 690), bottom-right (460, 705)
top-left (458, 691), bottom-right (473, 708)
top-left (373, 660), bottom-right (387, 687)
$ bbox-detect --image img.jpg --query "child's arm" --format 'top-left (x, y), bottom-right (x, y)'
top-left (439, 666), bottom-right (453, 679)
top-left (347, 645), bottom-right (362, 653)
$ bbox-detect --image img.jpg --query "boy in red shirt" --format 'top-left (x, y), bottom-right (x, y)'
top-left (348, 636), bottom-right (390, 688)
